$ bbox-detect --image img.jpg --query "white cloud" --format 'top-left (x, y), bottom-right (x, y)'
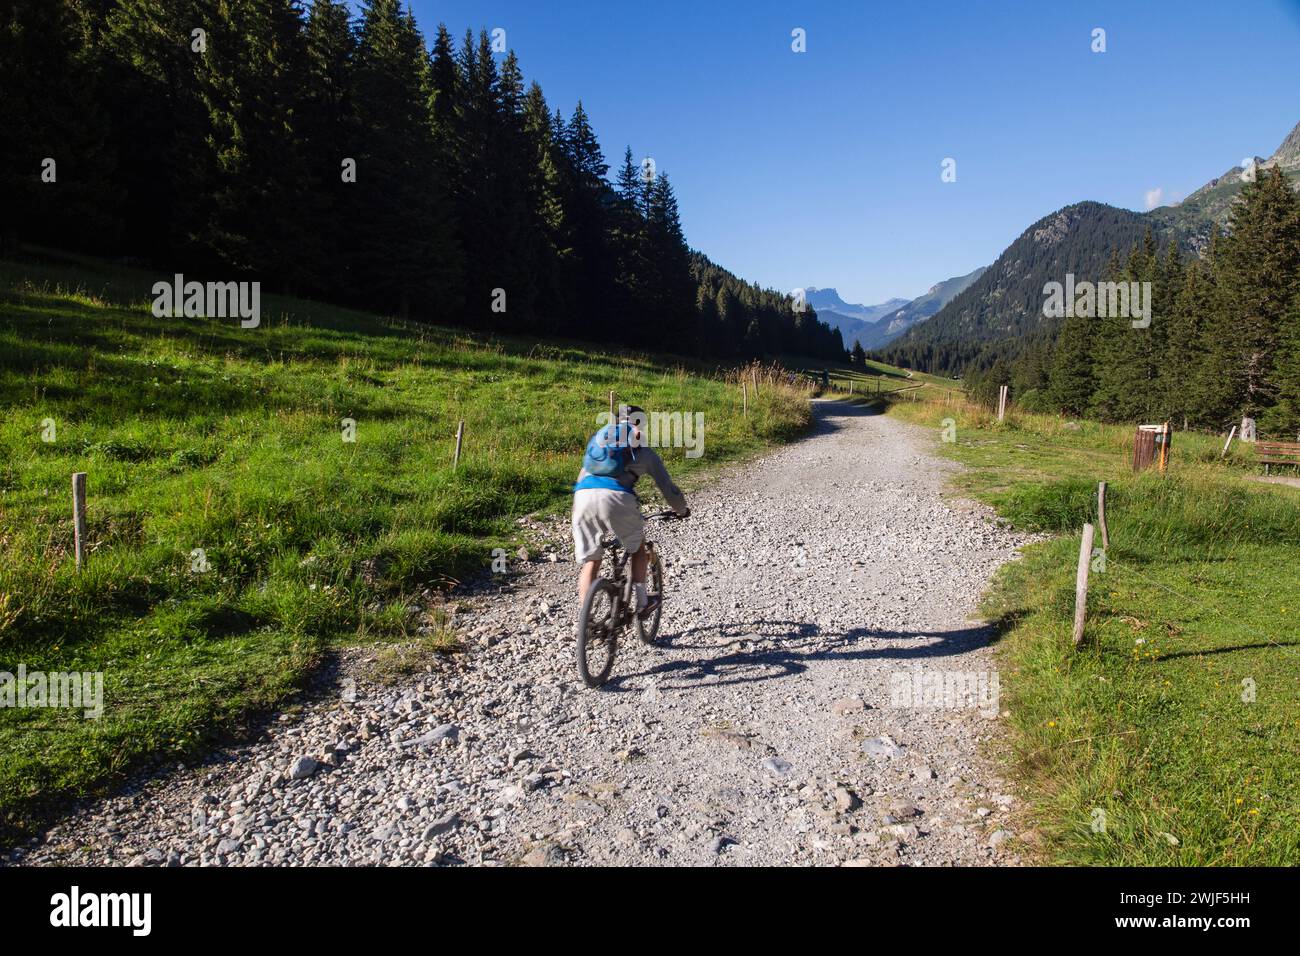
top-left (1143, 187), bottom-right (1165, 210)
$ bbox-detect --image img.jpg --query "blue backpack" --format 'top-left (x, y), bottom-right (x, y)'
top-left (582, 422), bottom-right (637, 478)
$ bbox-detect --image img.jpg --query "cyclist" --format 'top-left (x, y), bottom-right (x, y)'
top-left (572, 404), bottom-right (689, 621)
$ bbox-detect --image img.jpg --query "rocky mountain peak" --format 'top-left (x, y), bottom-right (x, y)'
top-left (1268, 120), bottom-right (1300, 170)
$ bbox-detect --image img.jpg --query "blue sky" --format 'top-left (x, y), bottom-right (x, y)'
top-left (393, 0), bottom-right (1300, 304)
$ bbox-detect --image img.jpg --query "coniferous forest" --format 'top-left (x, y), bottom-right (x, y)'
top-left (0, 0), bottom-right (847, 363)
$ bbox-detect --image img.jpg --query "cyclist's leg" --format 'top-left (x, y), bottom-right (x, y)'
top-left (630, 544), bottom-right (648, 584)
top-left (600, 492), bottom-right (649, 607)
top-left (572, 491), bottom-right (607, 605)
top-left (577, 557), bottom-right (602, 605)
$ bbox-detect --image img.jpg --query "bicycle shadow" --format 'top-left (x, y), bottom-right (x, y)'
top-left (602, 612), bottom-right (1020, 694)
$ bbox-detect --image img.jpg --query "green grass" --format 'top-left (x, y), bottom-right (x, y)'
top-left (784, 353), bottom-right (961, 397)
top-left (887, 393), bottom-right (1300, 865)
top-left (0, 250), bottom-right (814, 833)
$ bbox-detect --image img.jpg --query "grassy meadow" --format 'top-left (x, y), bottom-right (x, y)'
top-left (0, 251), bottom-right (813, 832)
top-left (786, 354), bottom-right (960, 395)
top-left (886, 390), bottom-right (1300, 865)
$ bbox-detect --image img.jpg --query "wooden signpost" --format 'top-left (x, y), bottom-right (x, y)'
top-left (453, 420), bottom-right (465, 469)
top-left (72, 472), bottom-right (87, 571)
top-left (1073, 522), bottom-right (1095, 646)
top-left (1097, 481), bottom-right (1109, 550)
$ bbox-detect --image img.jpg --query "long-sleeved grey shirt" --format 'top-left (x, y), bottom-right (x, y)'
top-left (574, 444), bottom-right (688, 514)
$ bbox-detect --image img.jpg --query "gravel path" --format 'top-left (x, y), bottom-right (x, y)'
top-left (8, 401), bottom-right (1038, 867)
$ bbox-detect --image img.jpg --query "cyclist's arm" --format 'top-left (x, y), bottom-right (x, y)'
top-left (633, 448), bottom-right (689, 516)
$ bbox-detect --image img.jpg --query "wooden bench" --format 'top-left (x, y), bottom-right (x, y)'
top-left (1256, 440), bottom-right (1300, 475)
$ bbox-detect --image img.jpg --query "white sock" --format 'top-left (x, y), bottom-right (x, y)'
top-left (633, 582), bottom-right (648, 610)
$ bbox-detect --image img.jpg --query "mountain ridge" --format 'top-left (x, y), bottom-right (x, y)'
top-left (877, 119), bottom-right (1300, 375)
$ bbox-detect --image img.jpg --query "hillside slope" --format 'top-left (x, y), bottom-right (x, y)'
top-left (856, 266), bottom-right (988, 350)
top-left (876, 203), bottom-right (1151, 372)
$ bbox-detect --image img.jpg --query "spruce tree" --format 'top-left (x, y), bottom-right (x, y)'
top-left (1090, 237), bottom-right (1160, 422)
top-left (189, 0), bottom-right (315, 288)
top-left (647, 172), bottom-right (696, 344)
top-left (301, 0), bottom-right (360, 297)
top-left (1270, 298), bottom-right (1300, 439)
top-left (1158, 259), bottom-right (1215, 428)
top-left (0, 0), bottom-right (116, 253)
top-left (99, 0), bottom-right (209, 263)
top-left (351, 0), bottom-right (461, 317)
top-left (1210, 167), bottom-right (1300, 422)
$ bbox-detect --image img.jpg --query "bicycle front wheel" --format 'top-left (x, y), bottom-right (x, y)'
top-left (635, 546), bottom-right (664, 645)
top-left (577, 578), bottom-right (620, 687)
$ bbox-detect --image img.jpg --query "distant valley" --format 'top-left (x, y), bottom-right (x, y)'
top-left (802, 268), bottom-right (986, 351)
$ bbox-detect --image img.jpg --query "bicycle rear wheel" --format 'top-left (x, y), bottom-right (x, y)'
top-left (635, 546), bottom-right (665, 645)
top-left (577, 578), bottom-right (620, 687)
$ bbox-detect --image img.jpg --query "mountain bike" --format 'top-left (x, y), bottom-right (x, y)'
top-left (575, 510), bottom-right (681, 688)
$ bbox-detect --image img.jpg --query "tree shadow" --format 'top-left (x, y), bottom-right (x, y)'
top-left (1155, 640), bottom-right (1300, 661)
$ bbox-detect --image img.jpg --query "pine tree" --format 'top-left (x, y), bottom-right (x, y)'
top-left (0, 0), bottom-right (117, 254)
top-left (1210, 167), bottom-right (1300, 422)
top-left (97, 0), bottom-right (210, 263)
top-left (300, 0), bottom-right (360, 297)
top-left (427, 24), bottom-right (459, 148)
top-left (351, 0), bottom-right (461, 317)
top-left (486, 46), bottom-right (542, 328)
top-left (1270, 298), bottom-right (1300, 439)
top-left (1090, 236), bottom-right (1160, 422)
top-left (1046, 309), bottom-right (1096, 416)
top-left (188, 0), bottom-right (316, 288)
top-left (558, 101), bottom-right (613, 337)
top-left (646, 172), bottom-right (696, 344)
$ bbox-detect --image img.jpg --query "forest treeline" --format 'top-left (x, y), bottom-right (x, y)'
top-left (1, 0), bottom-right (846, 362)
top-left (958, 171), bottom-right (1300, 439)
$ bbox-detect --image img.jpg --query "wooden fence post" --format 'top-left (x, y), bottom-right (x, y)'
top-left (751, 366), bottom-right (759, 397)
top-left (1097, 481), bottom-right (1109, 550)
top-left (1072, 522), bottom-right (1095, 646)
top-left (742, 380), bottom-right (748, 417)
top-left (72, 472), bottom-right (87, 571)
top-left (453, 420), bottom-right (465, 470)
top-left (997, 385), bottom-right (1008, 422)
top-left (608, 390), bottom-right (615, 420)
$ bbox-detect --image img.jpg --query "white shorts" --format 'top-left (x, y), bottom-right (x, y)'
top-left (572, 489), bottom-right (643, 564)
